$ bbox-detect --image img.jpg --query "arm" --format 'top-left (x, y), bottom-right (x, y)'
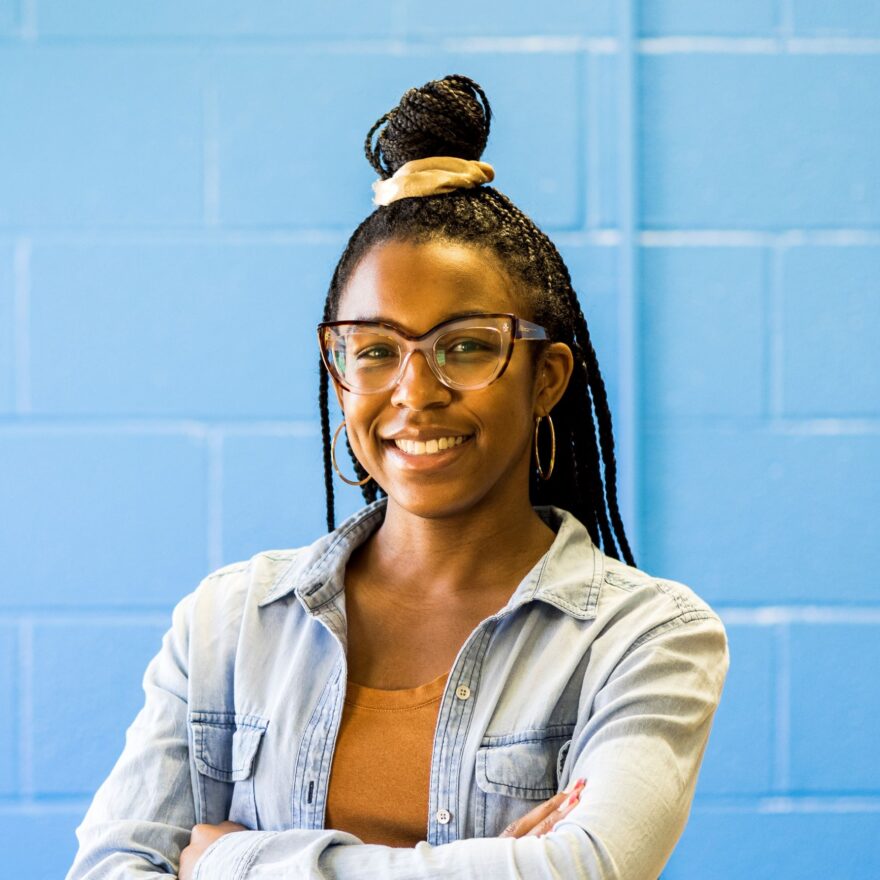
top-left (192, 614), bottom-right (729, 880)
top-left (65, 590), bottom-right (199, 879)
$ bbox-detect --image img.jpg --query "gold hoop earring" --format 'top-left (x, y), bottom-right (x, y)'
top-left (331, 420), bottom-right (372, 486)
top-left (534, 414), bottom-right (556, 481)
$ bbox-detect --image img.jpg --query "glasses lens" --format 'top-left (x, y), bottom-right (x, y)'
top-left (326, 328), bottom-right (401, 391)
top-left (434, 323), bottom-right (506, 388)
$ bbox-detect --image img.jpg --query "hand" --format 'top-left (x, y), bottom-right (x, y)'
top-left (179, 820), bottom-right (248, 880)
top-left (498, 777), bottom-right (586, 839)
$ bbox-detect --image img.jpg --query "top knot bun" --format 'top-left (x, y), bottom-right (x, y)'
top-left (364, 74), bottom-right (492, 180)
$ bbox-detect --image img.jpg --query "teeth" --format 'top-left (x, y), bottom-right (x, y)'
top-left (393, 436), bottom-right (467, 456)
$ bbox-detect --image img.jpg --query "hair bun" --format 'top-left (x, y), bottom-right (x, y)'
top-left (364, 74), bottom-right (492, 180)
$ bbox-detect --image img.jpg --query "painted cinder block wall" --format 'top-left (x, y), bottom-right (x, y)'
top-left (1, 2), bottom-right (878, 877)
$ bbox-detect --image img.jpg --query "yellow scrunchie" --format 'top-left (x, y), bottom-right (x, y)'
top-left (371, 156), bottom-right (495, 207)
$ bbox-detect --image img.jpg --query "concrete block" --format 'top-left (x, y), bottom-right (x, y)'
top-left (792, 0), bottom-right (880, 36)
top-left (666, 809), bottom-right (880, 879)
top-left (640, 55), bottom-right (880, 228)
top-left (31, 620), bottom-right (167, 795)
top-left (781, 246), bottom-right (880, 418)
top-left (221, 430), bottom-right (365, 565)
top-left (641, 426), bottom-right (880, 603)
top-left (215, 51), bottom-right (582, 230)
top-left (0, 431), bottom-right (207, 607)
top-left (0, 48), bottom-right (202, 227)
top-left (36, 0), bottom-right (395, 37)
top-left (29, 242), bottom-right (339, 418)
top-left (402, 0), bottom-right (615, 36)
top-left (0, 0), bottom-right (15, 34)
top-left (695, 624), bottom-right (774, 795)
top-left (640, 0), bottom-right (779, 36)
top-left (641, 247), bottom-right (766, 417)
top-left (0, 808), bottom-right (86, 880)
top-left (789, 623), bottom-right (880, 792)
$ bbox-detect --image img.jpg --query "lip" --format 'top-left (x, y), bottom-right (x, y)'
top-left (382, 435), bottom-right (473, 471)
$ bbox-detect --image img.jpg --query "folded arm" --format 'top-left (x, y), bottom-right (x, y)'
top-left (193, 614), bottom-right (729, 880)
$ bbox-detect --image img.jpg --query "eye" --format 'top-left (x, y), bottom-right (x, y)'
top-left (355, 344), bottom-right (396, 361)
top-left (446, 337), bottom-right (493, 354)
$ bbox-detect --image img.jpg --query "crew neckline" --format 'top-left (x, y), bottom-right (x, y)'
top-left (344, 670), bottom-right (450, 710)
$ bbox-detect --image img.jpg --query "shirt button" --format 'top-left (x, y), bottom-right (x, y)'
top-left (436, 808), bottom-right (451, 825)
top-left (455, 684), bottom-right (471, 700)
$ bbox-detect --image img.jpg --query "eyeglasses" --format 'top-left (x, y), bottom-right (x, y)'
top-left (317, 312), bottom-right (548, 394)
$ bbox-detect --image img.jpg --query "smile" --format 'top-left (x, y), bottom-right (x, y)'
top-left (392, 436), bottom-right (469, 456)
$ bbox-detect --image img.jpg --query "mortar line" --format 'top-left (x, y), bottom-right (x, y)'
top-left (13, 238), bottom-right (32, 415)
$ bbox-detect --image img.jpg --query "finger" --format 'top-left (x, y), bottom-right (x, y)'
top-left (525, 779), bottom-right (586, 838)
top-left (498, 790), bottom-right (569, 839)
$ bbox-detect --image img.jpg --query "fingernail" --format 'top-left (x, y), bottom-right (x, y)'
top-left (562, 787), bottom-right (583, 810)
top-left (562, 776), bottom-right (586, 795)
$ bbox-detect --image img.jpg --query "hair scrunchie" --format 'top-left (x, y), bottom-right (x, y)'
top-left (371, 156), bottom-right (495, 207)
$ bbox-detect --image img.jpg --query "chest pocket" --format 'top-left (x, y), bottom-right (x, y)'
top-left (189, 711), bottom-right (269, 829)
top-left (474, 728), bottom-right (573, 838)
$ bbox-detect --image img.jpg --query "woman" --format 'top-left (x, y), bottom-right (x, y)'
top-left (67, 75), bottom-right (728, 880)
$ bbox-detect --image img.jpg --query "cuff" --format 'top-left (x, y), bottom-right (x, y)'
top-left (193, 830), bottom-right (277, 880)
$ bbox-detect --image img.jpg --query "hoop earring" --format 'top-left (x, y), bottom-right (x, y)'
top-left (534, 414), bottom-right (556, 481)
top-left (331, 420), bottom-right (372, 487)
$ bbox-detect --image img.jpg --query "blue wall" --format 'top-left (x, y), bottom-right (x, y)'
top-left (1, 2), bottom-right (878, 877)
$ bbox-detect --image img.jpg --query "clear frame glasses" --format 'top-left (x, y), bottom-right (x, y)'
top-left (317, 312), bottom-right (548, 394)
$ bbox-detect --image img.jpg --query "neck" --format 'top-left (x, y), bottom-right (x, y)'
top-left (359, 488), bottom-right (557, 605)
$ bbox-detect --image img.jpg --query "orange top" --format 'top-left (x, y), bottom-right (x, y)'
top-left (324, 670), bottom-right (449, 847)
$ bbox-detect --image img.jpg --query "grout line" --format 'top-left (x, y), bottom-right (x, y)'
top-left (760, 246), bottom-right (772, 419)
top-left (639, 37), bottom-right (778, 54)
top-left (616, 0), bottom-right (640, 558)
top-left (585, 52), bottom-right (600, 230)
top-left (18, 620), bottom-right (33, 797)
top-left (773, 623), bottom-right (791, 793)
top-left (638, 36), bottom-right (880, 54)
top-left (12, 238), bottom-right (32, 415)
top-left (0, 419), bottom-right (321, 436)
top-left (438, 36), bottom-right (619, 54)
top-left (718, 606), bottom-right (880, 625)
top-left (769, 244), bottom-right (785, 418)
top-left (207, 429), bottom-right (224, 571)
top-left (640, 230), bottom-right (880, 247)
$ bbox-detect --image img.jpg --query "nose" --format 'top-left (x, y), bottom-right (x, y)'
top-left (391, 350), bottom-right (452, 410)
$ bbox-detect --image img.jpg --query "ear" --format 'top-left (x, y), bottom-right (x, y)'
top-left (533, 342), bottom-right (574, 417)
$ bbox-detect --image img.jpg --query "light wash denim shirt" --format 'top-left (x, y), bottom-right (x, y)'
top-left (66, 498), bottom-right (729, 880)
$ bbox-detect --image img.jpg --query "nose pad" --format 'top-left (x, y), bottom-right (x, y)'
top-left (392, 350), bottom-right (450, 406)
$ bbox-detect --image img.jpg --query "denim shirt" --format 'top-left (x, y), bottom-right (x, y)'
top-left (66, 499), bottom-right (729, 880)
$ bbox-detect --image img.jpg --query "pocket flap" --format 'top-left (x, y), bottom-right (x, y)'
top-left (475, 738), bottom-right (561, 799)
top-left (190, 712), bottom-right (268, 783)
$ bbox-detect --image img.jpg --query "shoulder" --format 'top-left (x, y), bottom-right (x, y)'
top-left (595, 554), bottom-right (728, 665)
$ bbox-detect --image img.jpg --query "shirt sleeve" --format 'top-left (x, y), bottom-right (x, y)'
top-left (64, 590), bottom-right (199, 879)
top-left (192, 613), bottom-right (730, 880)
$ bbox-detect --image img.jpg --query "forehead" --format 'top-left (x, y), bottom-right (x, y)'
top-left (337, 239), bottom-right (519, 335)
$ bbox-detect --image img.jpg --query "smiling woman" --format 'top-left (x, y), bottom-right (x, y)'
top-left (66, 75), bottom-right (729, 880)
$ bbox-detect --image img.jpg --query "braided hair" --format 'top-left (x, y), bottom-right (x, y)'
top-left (318, 74), bottom-right (635, 567)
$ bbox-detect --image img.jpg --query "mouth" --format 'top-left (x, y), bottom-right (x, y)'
top-left (382, 433), bottom-right (474, 470)
top-left (390, 435), bottom-right (470, 457)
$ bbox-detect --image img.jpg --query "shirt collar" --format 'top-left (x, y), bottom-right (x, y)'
top-left (258, 498), bottom-right (602, 621)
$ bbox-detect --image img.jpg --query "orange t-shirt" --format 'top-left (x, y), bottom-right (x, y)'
top-left (324, 670), bottom-right (449, 847)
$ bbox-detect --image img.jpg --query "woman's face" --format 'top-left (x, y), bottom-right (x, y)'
top-left (333, 238), bottom-right (571, 521)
